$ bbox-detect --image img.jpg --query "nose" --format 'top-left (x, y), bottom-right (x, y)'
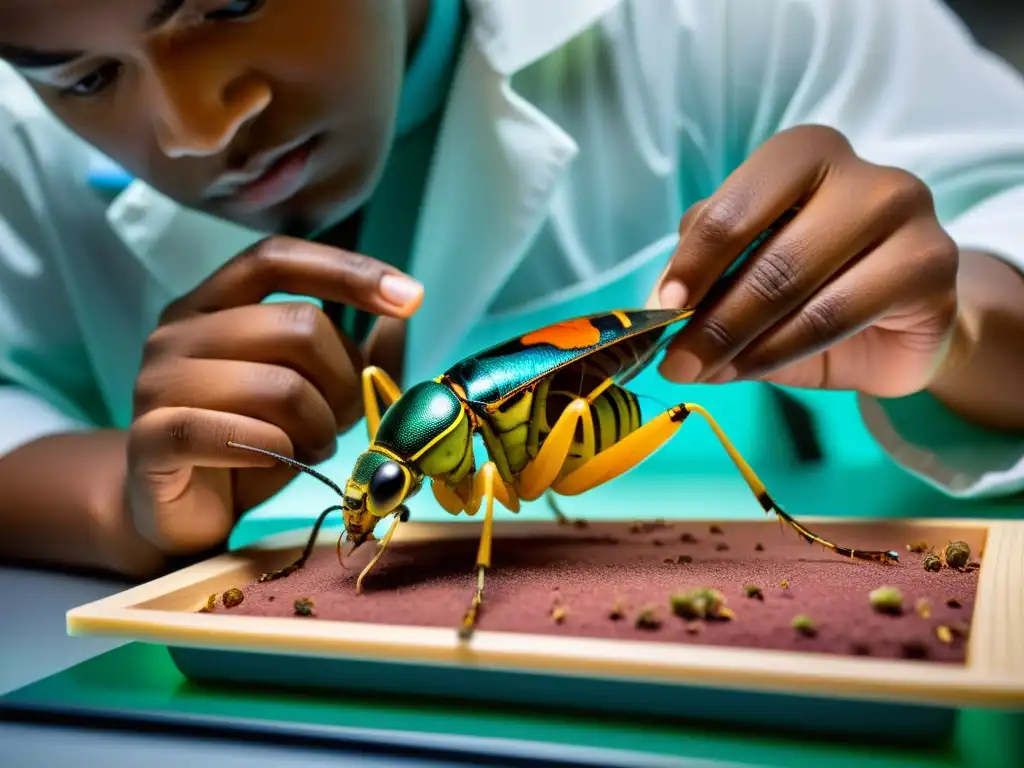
top-left (143, 42), bottom-right (271, 159)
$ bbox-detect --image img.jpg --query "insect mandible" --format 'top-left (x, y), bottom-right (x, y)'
top-left (228, 307), bottom-right (900, 641)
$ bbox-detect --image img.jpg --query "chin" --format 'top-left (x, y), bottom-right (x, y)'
top-left (286, 154), bottom-right (389, 236)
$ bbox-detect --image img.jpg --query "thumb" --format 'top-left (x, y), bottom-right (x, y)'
top-left (646, 199), bottom-right (709, 309)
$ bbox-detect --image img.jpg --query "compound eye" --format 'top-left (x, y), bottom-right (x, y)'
top-left (368, 460), bottom-right (405, 513)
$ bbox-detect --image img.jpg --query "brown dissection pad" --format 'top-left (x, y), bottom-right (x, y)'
top-left (207, 521), bottom-right (979, 663)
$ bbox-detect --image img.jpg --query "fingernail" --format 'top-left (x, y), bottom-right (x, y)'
top-left (659, 279), bottom-right (688, 309)
top-left (380, 274), bottom-right (423, 311)
top-left (658, 349), bottom-right (703, 382)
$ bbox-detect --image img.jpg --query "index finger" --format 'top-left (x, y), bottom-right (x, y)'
top-left (653, 126), bottom-right (852, 309)
top-left (163, 236), bottom-right (423, 322)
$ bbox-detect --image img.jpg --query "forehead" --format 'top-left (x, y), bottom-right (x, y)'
top-left (0, 0), bottom-right (169, 56)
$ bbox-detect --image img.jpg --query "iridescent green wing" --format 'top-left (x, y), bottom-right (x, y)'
top-left (442, 308), bottom-right (692, 408)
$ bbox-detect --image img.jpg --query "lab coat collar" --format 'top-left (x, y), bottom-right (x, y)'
top-left (105, 0), bottom-right (626, 377)
top-left (466, 0), bottom-right (624, 74)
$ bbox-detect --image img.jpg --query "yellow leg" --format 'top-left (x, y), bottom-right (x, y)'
top-left (458, 462), bottom-right (518, 640)
top-left (552, 402), bottom-right (900, 565)
top-left (431, 480), bottom-right (466, 515)
top-left (362, 366), bottom-right (403, 441)
top-left (516, 398), bottom-right (595, 500)
top-left (354, 508), bottom-right (406, 594)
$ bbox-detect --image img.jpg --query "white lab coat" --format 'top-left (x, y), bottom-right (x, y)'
top-left (2, 0), bottom-right (1024, 498)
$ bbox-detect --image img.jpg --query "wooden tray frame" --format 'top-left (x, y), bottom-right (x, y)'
top-left (67, 516), bottom-right (1024, 711)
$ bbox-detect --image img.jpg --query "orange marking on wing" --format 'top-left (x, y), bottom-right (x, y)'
top-left (521, 318), bottom-right (602, 350)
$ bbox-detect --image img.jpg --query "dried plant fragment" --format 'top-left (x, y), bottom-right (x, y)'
top-left (670, 587), bottom-right (728, 621)
top-left (914, 597), bottom-right (931, 618)
top-left (869, 586), bottom-right (903, 615)
top-left (792, 614), bottom-right (817, 637)
top-left (198, 593), bottom-right (217, 613)
top-left (635, 605), bottom-right (662, 630)
top-left (943, 541), bottom-right (971, 569)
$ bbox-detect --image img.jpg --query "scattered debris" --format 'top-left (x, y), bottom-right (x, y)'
top-left (609, 598), bottom-right (627, 621)
top-left (676, 555), bottom-right (693, 564)
top-left (715, 542), bottom-right (730, 552)
top-left (906, 541), bottom-right (929, 553)
top-left (743, 584), bottom-right (763, 601)
top-left (709, 524), bottom-right (724, 535)
top-left (943, 541), bottom-right (971, 569)
top-left (923, 554), bottom-right (942, 572)
top-left (914, 597), bottom-right (931, 619)
top-left (791, 614), bottom-right (817, 637)
top-left (680, 532), bottom-right (698, 543)
top-left (901, 641), bottom-right (928, 660)
top-left (198, 593), bottom-right (217, 613)
top-left (949, 621), bottom-right (971, 639)
top-left (869, 586), bottom-right (904, 615)
top-left (635, 605), bottom-right (662, 630)
top-left (946, 597), bottom-right (962, 609)
top-left (222, 588), bottom-right (245, 608)
top-left (294, 597), bottom-right (315, 617)
top-left (670, 587), bottom-right (729, 621)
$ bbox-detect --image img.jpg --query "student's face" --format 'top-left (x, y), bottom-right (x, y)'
top-left (0, 0), bottom-right (427, 235)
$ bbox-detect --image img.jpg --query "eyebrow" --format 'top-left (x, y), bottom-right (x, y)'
top-left (0, 0), bottom-right (187, 70)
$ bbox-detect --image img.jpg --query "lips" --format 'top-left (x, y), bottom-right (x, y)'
top-left (208, 134), bottom-right (321, 211)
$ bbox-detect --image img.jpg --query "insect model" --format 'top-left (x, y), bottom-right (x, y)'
top-left (229, 308), bottom-right (900, 640)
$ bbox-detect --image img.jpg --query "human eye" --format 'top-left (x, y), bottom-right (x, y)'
top-left (60, 61), bottom-right (123, 98)
top-left (205, 0), bottom-right (266, 21)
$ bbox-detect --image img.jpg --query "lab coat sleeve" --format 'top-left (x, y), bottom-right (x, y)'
top-left (714, 0), bottom-right (1024, 497)
top-left (0, 76), bottom-right (103, 459)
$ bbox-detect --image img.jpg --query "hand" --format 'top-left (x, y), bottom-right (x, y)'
top-left (648, 124), bottom-right (961, 397)
top-left (124, 237), bottom-right (422, 556)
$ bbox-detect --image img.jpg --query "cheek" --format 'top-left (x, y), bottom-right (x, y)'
top-left (260, 0), bottom-right (406, 113)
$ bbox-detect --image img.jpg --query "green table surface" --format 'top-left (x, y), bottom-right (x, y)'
top-left (2, 641), bottom-right (1021, 768)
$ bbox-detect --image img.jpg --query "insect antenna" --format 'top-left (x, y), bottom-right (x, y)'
top-left (226, 441), bottom-right (345, 497)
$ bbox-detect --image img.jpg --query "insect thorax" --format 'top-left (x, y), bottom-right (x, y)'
top-left (372, 380), bottom-right (474, 483)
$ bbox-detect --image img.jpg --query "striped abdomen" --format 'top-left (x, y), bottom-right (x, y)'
top-left (536, 358), bottom-right (643, 477)
top-left (481, 338), bottom-right (649, 480)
